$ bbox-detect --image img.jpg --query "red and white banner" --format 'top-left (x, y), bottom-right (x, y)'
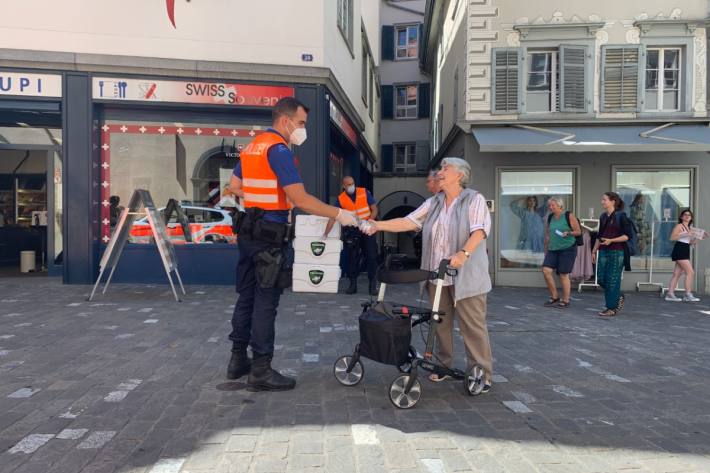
top-left (92, 77), bottom-right (294, 107)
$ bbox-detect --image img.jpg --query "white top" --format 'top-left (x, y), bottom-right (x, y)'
top-left (406, 192), bottom-right (491, 286)
top-left (678, 225), bottom-right (691, 244)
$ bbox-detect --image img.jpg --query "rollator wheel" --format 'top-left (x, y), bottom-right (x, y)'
top-left (333, 356), bottom-right (364, 386)
top-left (388, 374), bottom-right (422, 409)
top-left (464, 365), bottom-right (485, 396)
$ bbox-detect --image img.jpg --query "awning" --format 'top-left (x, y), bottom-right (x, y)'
top-left (472, 123), bottom-right (710, 152)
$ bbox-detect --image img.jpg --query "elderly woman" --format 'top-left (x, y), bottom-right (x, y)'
top-left (364, 158), bottom-right (493, 391)
top-left (542, 197), bottom-right (581, 308)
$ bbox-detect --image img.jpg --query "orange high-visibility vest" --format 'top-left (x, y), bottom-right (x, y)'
top-left (338, 187), bottom-right (371, 220)
top-left (241, 132), bottom-right (292, 211)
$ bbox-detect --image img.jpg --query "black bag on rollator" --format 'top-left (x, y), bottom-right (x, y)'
top-left (358, 302), bottom-right (411, 366)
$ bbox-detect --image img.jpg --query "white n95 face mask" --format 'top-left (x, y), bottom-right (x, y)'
top-left (346, 185), bottom-right (356, 194)
top-left (289, 125), bottom-right (307, 146)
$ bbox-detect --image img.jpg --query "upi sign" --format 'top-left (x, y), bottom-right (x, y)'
top-left (0, 72), bottom-right (62, 98)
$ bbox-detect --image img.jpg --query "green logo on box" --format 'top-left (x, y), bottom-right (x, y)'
top-left (308, 269), bottom-right (324, 285)
top-left (310, 241), bottom-right (326, 257)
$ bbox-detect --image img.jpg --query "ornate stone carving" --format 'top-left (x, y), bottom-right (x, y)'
top-left (507, 31), bottom-right (521, 47)
top-left (693, 28), bottom-right (707, 113)
top-left (626, 27), bottom-right (641, 44)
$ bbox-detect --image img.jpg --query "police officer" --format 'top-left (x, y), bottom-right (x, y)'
top-left (325, 176), bottom-right (379, 295)
top-left (227, 97), bottom-right (357, 391)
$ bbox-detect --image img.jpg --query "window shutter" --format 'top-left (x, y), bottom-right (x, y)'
top-left (560, 45), bottom-right (588, 113)
top-left (381, 144), bottom-right (393, 172)
top-left (381, 25), bottom-right (394, 61)
top-left (418, 83), bottom-right (430, 118)
top-left (415, 141), bottom-right (430, 172)
top-left (381, 85), bottom-right (394, 119)
top-left (601, 46), bottom-right (640, 112)
top-left (491, 48), bottom-right (520, 113)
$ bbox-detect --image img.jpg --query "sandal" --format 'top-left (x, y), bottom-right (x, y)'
top-left (544, 297), bottom-right (560, 307)
top-left (617, 295), bottom-right (625, 312)
top-left (428, 374), bottom-right (450, 382)
top-left (598, 309), bottom-right (617, 317)
top-left (556, 301), bottom-right (570, 309)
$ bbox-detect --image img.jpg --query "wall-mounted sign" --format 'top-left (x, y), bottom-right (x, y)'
top-left (92, 77), bottom-right (294, 107)
top-left (329, 100), bottom-right (358, 146)
top-left (301, 54), bottom-right (314, 62)
top-left (0, 72), bottom-right (62, 98)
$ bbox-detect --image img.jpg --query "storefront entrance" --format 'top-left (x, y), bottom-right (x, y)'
top-left (0, 141), bottom-right (63, 276)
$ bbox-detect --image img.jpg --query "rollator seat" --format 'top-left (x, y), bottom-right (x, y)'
top-left (376, 268), bottom-right (435, 285)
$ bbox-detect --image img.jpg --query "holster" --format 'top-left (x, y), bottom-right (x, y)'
top-left (232, 210), bottom-right (246, 234)
top-left (342, 227), bottom-right (361, 248)
top-left (254, 248), bottom-right (283, 289)
top-left (241, 208), bottom-right (292, 245)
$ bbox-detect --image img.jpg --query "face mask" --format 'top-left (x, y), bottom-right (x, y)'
top-left (346, 185), bottom-right (356, 195)
top-left (288, 120), bottom-right (307, 146)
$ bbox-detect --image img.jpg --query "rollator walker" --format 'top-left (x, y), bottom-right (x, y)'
top-left (333, 258), bottom-right (487, 409)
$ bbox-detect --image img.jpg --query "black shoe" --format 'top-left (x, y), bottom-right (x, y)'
top-left (345, 279), bottom-right (357, 294)
top-left (247, 354), bottom-right (296, 391)
top-left (227, 343), bottom-right (251, 380)
top-left (369, 279), bottom-right (378, 296)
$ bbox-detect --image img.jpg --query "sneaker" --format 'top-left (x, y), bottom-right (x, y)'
top-left (665, 293), bottom-right (682, 302)
top-left (683, 293), bottom-right (700, 302)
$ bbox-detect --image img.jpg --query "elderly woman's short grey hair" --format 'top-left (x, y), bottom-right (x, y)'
top-left (548, 196), bottom-right (565, 209)
top-left (440, 157), bottom-right (471, 187)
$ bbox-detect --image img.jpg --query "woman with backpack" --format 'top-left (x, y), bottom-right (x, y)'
top-left (665, 209), bottom-right (701, 302)
top-left (542, 197), bottom-right (582, 308)
top-left (593, 192), bottom-right (634, 317)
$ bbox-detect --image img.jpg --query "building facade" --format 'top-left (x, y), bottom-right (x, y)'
top-left (0, 0), bottom-right (380, 284)
top-left (423, 0), bottom-right (710, 292)
top-left (375, 0), bottom-right (431, 262)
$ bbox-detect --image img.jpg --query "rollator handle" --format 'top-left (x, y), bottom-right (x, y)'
top-left (436, 259), bottom-right (451, 280)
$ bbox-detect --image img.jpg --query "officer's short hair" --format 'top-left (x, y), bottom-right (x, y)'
top-left (272, 97), bottom-right (310, 122)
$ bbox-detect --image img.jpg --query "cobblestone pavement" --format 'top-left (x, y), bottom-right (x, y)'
top-left (1, 275), bottom-right (710, 473)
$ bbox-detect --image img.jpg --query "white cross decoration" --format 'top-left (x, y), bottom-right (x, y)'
top-left (231, 129), bottom-right (238, 136)
top-left (212, 129), bottom-right (220, 136)
top-left (195, 128), bottom-right (203, 135)
top-left (176, 127), bottom-right (184, 134)
top-left (158, 127), bottom-right (166, 134)
top-left (101, 143), bottom-right (110, 151)
top-left (102, 200), bottom-right (110, 207)
top-left (120, 125), bottom-right (128, 133)
top-left (101, 162), bottom-right (110, 169)
top-left (101, 124), bottom-right (110, 132)
top-left (249, 130), bottom-right (256, 137)
top-left (102, 218), bottom-right (110, 226)
top-left (102, 235), bottom-right (110, 243)
top-left (101, 181), bottom-right (109, 188)
top-left (138, 126), bottom-right (147, 134)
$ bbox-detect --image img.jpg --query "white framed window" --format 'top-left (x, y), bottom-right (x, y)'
top-left (368, 60), bottom-right (374, 120)
top-left (361, 44), bottom-right (369, 106)
top-left (395, 84), bottom-right (418, 119)
top-left (644, 47), bottom-right (681, 111)
top-left (526, 50), bottom-right (560, 113)
top-left (394, 143), bottom-right (417, 173)
top-left (395, 24), bottom-right (419, 60)
top-left (337, 0), bottom-right (353, 49)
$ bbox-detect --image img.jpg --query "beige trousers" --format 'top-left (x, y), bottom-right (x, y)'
top-left (427, 283), bottom-right (493, 377)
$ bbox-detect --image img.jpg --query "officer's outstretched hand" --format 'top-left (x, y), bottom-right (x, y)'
top-left (335, 209), bottom-right (358, 227)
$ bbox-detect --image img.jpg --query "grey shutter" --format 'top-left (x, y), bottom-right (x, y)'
top-left (381, 144), bottom-right (393, 172)
top-left (381, 85), bottom-right (394, 119)
top-left (491, 48), bottom-right (520, 113)
top-left (418, 83), bottom-right (430, 118)
top-left (560, 45), bottom-right (588, 113)
top-left (415, 141), bottom-right (430, 172)
top-left (381, 25), bottom-right (394, 61)
top-left (601, 46), bottom-right (640, 112)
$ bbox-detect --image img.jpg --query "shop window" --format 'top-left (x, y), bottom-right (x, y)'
top-left (100, 119), bottom-right (265, 245)
top-left (499, 170), bottom-right (575, 269)
top-left (615, 169), bottom-right (692, 271)
top-left (395, 84), bottom-right (418, 119)
top-left (394, 143), bottom-right (416, 173)
top-left (395, 24), bottom-right (419, 60)
top-left (644, 48), bottom-right (681, 112)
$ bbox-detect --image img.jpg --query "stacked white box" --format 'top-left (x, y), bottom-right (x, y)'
top-left (292, 215), bottom-right (342, 293)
